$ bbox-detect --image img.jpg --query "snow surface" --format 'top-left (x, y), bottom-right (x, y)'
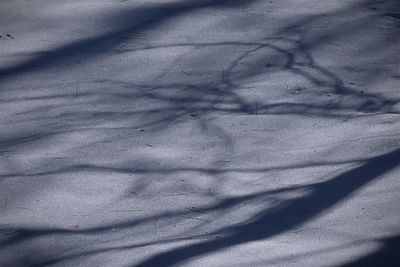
top-left (0, 0), bottom-right (399, 266)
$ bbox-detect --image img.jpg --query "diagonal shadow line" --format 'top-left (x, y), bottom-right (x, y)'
top-left (135, 148), bottom-right (400, 266)
top-left (0, 0), bottom-right (255, 82)
top-left (339, 234), bottom-right (400, 267)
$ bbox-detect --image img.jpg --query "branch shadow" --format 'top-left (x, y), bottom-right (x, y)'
top-left (1, 0), bottom-right (400, 266)
top-left (1, 149), bottom-right (398, 266)
top-left (133, 148), bottom-right (400, 266)
top-left (339, 234), bottom-right (400, 267)
top-left (0, 0), bottom-right (256, 81)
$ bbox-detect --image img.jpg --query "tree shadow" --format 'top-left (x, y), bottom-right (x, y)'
top-left (0, 0), bottom-right (256, 81)
top-left (1, 149), bottom-right (398, 266)
top-left (133, 148), bottom-right (400, 266)
top-left (339, 234), bottom-right (400, 267)
top-left (1, 0), bottom-right (400, 266)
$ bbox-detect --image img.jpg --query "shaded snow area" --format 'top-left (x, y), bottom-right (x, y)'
top-left (1, 0), bottom-right (400, 266)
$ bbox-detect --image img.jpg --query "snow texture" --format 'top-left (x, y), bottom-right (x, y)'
top-left (0, 0), bottom-right (399, 266)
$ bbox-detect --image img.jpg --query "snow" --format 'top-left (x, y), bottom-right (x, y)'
top-left (0, 0), bottom-right (399, 266)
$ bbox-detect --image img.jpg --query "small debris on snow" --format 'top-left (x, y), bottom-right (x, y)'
top-left (187, 207), bottom-right (208, 214)
top-left (0, 34), bottom-right (14, 39)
